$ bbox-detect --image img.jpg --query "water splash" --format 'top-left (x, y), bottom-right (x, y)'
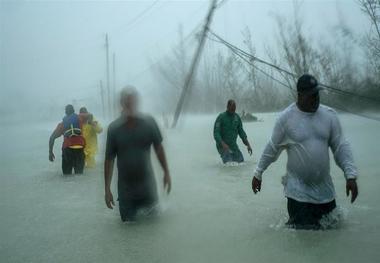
top-left (269, 206), bottom-right (347, 231)
top-left (222, 162), bottom-right (248, 167)
top-left (270, 215), bottom-right (291, 231)
top-left (319, 206), bottom-right (347, 230)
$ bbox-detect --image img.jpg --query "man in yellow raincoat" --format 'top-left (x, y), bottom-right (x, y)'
top-left (79, 107), bottom-right (103, 168)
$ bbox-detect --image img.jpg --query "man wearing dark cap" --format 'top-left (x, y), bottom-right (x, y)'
top-left (49, 104), bottom-right (87, 175)
top-left (251, 74), bottom-right (359, 229)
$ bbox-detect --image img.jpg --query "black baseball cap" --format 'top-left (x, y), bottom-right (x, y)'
top-left (297, 74), bottom-right (323, 94)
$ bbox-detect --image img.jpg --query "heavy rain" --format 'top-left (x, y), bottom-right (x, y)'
top-left (1, 1), bottom-right (380, 262)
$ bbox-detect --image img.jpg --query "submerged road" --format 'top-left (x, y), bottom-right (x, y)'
top-left (1, 113), bottom-right (379, 263)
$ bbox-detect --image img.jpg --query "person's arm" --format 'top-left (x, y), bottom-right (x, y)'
top-left (93, 121), bottom-right (103, 134)
top-left (104, 159), bottom-right (115, 209)
top-left (48, 124), bottom-right (63, 162)
top-left (252, 115), bottom-right (286, 194)
top-left (214, 115), bottom-right (229, 151)
top-left (329, 111), bottom-right (358, 203)
top-left (151, 116), bottom-right (171, 194)
top-left (237, 116), bottom-right (252, 155)
top-left (104, 125), bottom-right (116, 209)
top-left (154, 143), bottom-right (171, 194)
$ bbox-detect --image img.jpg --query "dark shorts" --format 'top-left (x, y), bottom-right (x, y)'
top-left (62, 148), bottom-right (85, 175)
top-left (118, 196), bottom-right (157, 222)
top-left (286, 198), bottom-right (336, 230)
top-left (221, 149), bottom-right (244, 163)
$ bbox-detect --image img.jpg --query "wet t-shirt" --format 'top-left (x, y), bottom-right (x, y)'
top-left (254, 103), bottom-right (358, 204)
top-left (105, 114), bottom-right (162, 201)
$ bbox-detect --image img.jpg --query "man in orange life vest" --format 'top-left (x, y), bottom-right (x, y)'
top-left (49, 104), bottom-right (87, 175)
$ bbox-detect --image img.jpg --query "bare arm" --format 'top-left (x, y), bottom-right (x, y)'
top-left (104, 158), bottom-right (115, 209)
top-left (154, 143), bottom-right (171, 194)
top-left (242, 138), bottom-right (252, 155)
top-left (48, 130), bottom-right (61, 162)
top-left (104, 124), bottom-right (117, 209)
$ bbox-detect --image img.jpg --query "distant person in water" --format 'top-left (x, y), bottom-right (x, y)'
top-left (252, 74), bottom-right (359, 229)
top-left (104, 86), bottom-right (171, 222)
top-left (213, 99), bottom-right (252, 164)
top-left (49, 104), bottom-right (87, 175)
top-left (79, 107), bottom-right (103, 168)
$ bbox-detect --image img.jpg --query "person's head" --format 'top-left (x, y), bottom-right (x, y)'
top-left (120, 86), bottom-right (139, 117)
top-left (296, 74), bottom-right (322, 113)
top-left (79, 107), bottom-right (88, 114)
top-left (226, 99), bottom-right (236, 113)
top-left (65, 104), bottom-right (75, 115)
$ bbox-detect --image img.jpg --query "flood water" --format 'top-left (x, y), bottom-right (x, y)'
top-left (1, 112), bottom-right (379, 262)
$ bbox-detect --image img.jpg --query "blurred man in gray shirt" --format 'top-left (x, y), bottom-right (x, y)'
top-left (252, 74), bottom-right (358, 229)
top-left (104, 87), bottom-right (171, 222)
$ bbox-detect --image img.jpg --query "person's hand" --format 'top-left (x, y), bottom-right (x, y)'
top-left (252, 176), bottom-right (261, 194)
top-left (346, 179), bottom-right (358, 203)
top-left (247, 145), bottom-right (253, 156)
top-left (163, 172), bottom-right (171, 194)
top-left (105, 190), bottom-right (115, 209)
top-left (49, 151), bottom-right (55, 162)
top-left (221, 142), bottom-right (230, 152)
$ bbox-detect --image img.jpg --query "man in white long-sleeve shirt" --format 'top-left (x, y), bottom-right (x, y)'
top-left (252, 74), bottom-right (358, 229)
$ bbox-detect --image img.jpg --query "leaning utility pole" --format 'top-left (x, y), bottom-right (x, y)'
top-left (172, 0), bottom-right (218, 128)
top-left (99, 80), bottom-right (105, 119)
top-left (105, 34), bottom-right (111, 119)
top-left (112, 52), bottom-right (117, 118)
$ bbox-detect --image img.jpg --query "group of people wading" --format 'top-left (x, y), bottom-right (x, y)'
top-left (49, 106), bottom-right (103, 174)
top-left (49, 74), bottom-right (359, 230)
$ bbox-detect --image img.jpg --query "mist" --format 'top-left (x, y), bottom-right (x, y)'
top-left (1, 0), bottom-right (375, 120)
top-left (1, 1), bottom-right (380, 262)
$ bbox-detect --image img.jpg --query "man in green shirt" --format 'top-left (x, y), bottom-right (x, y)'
top-left (214, 99), bottom-right (252, 164)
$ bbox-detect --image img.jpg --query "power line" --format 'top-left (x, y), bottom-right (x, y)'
top-left (206, 33), bottom-right (296, 92)
top-left (208, 30), bottom-right (296, 76)
top-left (120, 0), bottom-right (161, 33)
top-left (232, 49), bottom-right (380, 121)
top-left (207, 29), bottom-right (380, 105)
top-left (224, 40), bottom-right (297, 97)
top-left (206, 30), bottom-right (380, 122)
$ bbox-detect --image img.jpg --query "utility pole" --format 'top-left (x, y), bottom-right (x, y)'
top-left (172, 0), bottom-right (218, 128)
top-left (112, 52), bottom-right (116, 118)
top-left (100, 80), bottom-right (105, 119)
top-left (105, 34), bottom-right (111, 119)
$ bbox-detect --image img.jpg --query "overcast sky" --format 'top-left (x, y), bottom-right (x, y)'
top-left (0, 0), bottom-right (369, 117)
